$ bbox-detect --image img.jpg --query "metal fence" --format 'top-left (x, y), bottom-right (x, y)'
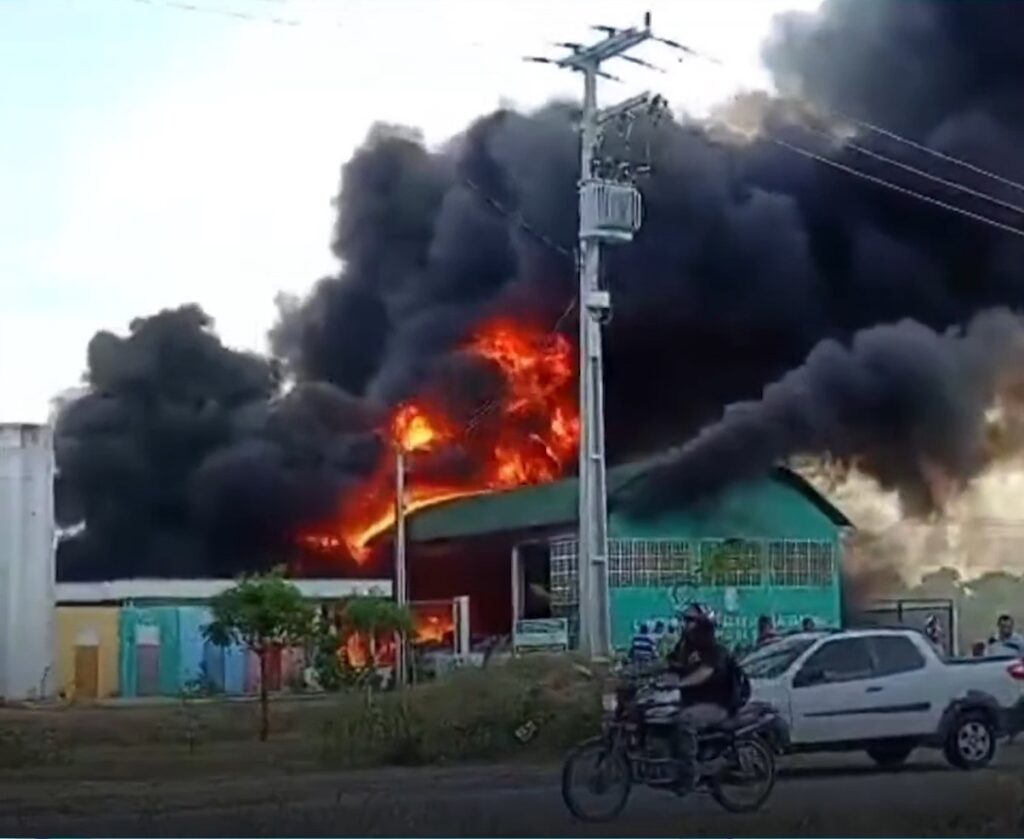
top-left (856, 598), bottom-right (957, 657)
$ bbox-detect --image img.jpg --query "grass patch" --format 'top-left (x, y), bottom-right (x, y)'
top-left (0, 654), bottom-right (602, 781)
top-left (320, 654), bottom-right (602, 767)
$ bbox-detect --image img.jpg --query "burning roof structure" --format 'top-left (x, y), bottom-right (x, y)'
top-left (299, 317), bottom-right (579, 564)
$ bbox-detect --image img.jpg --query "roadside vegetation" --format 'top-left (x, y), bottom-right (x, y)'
top-left (1, 656), bottom-right (1023, 836)
top-left (0, 654), bottom-right (601, 779)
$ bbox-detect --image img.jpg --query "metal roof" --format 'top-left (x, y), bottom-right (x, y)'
top-left (408, 458), bottom-right (652, 542)
top-left (56, 578), bottom-right (393, 604)
top-left (408, 459), bottom-right (851, 543)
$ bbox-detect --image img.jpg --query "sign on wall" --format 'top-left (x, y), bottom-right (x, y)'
top-left (514, 618), bottom-right (569, 653)
top-left (611, 586), bottom-right (839, 651)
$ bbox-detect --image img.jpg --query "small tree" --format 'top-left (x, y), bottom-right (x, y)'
top-left (203, 570), bottom-right (314, 741)
top-left (340, 596), bottom-right (414, 698)
top-left (310, 617), bottom-right (346, 692)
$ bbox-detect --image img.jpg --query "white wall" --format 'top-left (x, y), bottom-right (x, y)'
top-left (0, 424), bottom-right (56, 700)
top-left (56, 577), bottom-right (393, 603)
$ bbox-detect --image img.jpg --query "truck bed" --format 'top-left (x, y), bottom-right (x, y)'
top-left (945, 655), bottom-right (1017, 666)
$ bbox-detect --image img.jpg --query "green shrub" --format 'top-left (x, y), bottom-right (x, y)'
top-left (320, 654), bottom-right (601, 768)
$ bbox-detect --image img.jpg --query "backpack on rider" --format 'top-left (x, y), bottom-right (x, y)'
top-left (723, 653), bottom-right (751, 713)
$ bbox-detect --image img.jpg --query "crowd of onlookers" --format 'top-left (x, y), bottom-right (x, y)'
top-left (628, 613), bottom-right (818, 662)
top-left (917, 611), bottom-right (1024, 659)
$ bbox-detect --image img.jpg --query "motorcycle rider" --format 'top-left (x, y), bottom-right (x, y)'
top-left (664, 602), bottom-right (735, 793)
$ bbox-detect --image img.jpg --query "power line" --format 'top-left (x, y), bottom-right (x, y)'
top-left (456, 177), bottom-right (578, 438)
top-left (657, 36), bottom-right (1024, 240)
top-left (461, 295), bottom-right (578, 437)
top-left (837, 112), bottom-right (1024, 198)
top-left (797, 122), bottom-right (1024, 219)
top-left (461, 177), bottom-right (575, 261)
top-left (769, 136), bottom-right (1024, 240)
top-left (128, 0), bottom-right (341, 28)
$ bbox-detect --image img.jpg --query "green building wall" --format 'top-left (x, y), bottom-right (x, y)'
top-left (570, 474), bottom-right (845, 650)
top-left (610, 475), bottom-right (842, 541)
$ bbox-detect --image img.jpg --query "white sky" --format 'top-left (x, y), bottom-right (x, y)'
top-left (0, 0), bottom-right (820, 423)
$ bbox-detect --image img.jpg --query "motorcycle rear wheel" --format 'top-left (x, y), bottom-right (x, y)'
top-left (561, 736), bottom-right (632, 822)
top-left (710, 736), bottom-right (776, 814)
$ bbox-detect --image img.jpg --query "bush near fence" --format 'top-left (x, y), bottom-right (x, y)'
top-left (320, 654), bottom-right (602, 767)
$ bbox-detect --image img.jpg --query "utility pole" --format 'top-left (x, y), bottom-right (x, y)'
top-left (527, 15), bottom-right (654, 659)
top-left (394, 447), bottom-right (408, 686)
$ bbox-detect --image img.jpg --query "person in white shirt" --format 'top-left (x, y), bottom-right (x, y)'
top-left (986, 614), bottom-right (1024, 657)
top-left (924, 615), bottom-right (945, 656)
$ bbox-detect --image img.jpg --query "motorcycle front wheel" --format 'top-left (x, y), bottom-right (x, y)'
top-left (710, 735), bottom-right (776, 814)
top-left (561, 736), bottom-right (632, 822)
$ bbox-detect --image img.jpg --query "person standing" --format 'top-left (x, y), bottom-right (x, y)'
top-left (924, 615), bottom-right (945, 656)
top-left (986, 614), bottom-right (1024, 657)
top-left (628, 622), bottom-right (658, 664)
top-left (756, 614), bottom-right (778, 647)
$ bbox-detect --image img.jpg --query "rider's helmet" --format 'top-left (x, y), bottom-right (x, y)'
top-left (924, 614), bottom-right (940, 636)
top-left (678, 602), bottom-right (717, 632)
top-left (679, 601), bottom-right (716, 622)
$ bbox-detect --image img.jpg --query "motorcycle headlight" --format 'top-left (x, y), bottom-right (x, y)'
top-left (601, 692), bottom-right (618, 713)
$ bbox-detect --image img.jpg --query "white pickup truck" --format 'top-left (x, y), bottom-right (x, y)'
top-left (743, 627), bottom-right (1024, 769)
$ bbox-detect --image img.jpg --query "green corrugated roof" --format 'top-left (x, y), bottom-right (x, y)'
top-left (407, 457), bottom-right (851, 543)
top-left (408, 458), bottom-right (653, 542)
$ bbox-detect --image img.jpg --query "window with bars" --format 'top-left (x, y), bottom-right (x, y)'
top-left (609, 539), bottom-right (696, 587)
top-left (698, 540), bottom-right (764, 586)
top-left (549, 538), bottom-right (579, 609)
top-left (767, 540), bottom-right (834, 586)
top-left (548, 536), bottom-right (835, 595)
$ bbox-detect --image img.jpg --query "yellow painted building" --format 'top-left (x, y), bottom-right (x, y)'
top-left (56, 606), bottom-right (120, 700)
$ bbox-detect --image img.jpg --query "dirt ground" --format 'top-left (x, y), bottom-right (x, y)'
top-left (1, 699), bottom-right (1022, 836)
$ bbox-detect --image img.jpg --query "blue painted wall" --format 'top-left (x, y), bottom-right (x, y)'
top-left (119, 604), bottom-right (249, 696)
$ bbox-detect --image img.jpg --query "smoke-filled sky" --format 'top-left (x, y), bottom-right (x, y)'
top-left (1, 0), bottom-right (811, 424)
top-left (26, 0), bottom-right (1024, 580)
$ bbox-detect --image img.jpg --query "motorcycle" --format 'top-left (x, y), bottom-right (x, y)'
top-left (561, 669), bottom-right (780, 822)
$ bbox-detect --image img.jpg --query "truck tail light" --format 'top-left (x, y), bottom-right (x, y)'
top-left (1006, 660), bottom-right (1024, 680)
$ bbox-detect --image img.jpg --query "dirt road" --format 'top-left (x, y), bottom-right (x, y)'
top-left (2, 745), bottom-right (1022, 836)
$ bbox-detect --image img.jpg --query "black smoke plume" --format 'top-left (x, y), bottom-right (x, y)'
top-left (625, 310), bottom-right (1024, 517)
top-left (56, 307), bottom-right (380, 579)
top-left (57, 0), bottom-right (1024, 579)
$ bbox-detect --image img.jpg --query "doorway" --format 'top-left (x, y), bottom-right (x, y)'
top-left (135, 624), bottom-right (161, 696)
top-left (73, 629), bottom-right (100, 700)
top-left (515, 541), bottom-right (553, 621)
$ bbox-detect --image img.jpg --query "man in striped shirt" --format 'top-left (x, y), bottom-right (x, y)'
top-left (629, 622), bottom-right (658, 664)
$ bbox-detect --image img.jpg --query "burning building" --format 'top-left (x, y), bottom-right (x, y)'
top-left (51, 0), bottom-right (1024, 631)
top-left (393, 458), bottom-right (851, 651)
top-left (291, 313), bottom-right (849, 650)
top-left (299, 316), bottom-right (579, 565)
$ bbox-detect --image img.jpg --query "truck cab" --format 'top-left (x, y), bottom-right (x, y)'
top-left (744, 627), bottom-right (1024, 769)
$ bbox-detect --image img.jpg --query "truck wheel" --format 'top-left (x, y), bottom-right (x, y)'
top-left (866, 741), bottom-right (914, 768)
top-left (944, 711), bottom-right (996, 770)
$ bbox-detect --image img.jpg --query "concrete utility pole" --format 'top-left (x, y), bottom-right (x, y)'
top-left (527, 15), bottom-right (653, 659)
top-left (394, 447), bottom-right (408, 686)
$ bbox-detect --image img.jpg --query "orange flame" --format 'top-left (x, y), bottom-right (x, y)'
top-left (301, 318), bottom-right (579, 561)
top-left (411, 601), bottom-right (457, 646)
top-left (344, 632), bottom-right (396, 670)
